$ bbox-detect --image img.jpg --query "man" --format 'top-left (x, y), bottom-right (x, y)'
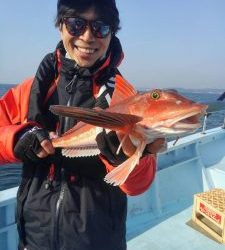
top-left (0, 0), bottom-right (165, 249)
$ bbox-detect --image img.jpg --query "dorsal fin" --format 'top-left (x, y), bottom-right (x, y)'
top-left (50, 105), bottom-right (142, 131)
top-left (110, 75), bottom-right (137, 106)
top-left (60, 121), bottom-right (86, 137)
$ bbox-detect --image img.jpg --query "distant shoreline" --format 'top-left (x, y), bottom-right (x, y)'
top-left (138, 87), bottom-right (224, 94)
top-left (0, 83), bottom-right (223, 94)
top-left (0, 83), bottom-right (16, 86)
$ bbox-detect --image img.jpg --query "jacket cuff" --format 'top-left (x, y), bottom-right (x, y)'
top-left (0, 122), bottom-right (38, 164)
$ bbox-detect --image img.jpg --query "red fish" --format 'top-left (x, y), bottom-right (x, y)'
top-left (50, 83), bottom-right (207, 186)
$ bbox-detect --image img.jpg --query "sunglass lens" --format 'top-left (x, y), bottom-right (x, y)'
top-left (91, 21), bottom-right (111, 38)
top-left (64, 17), bottom-right (111, 38)
top-left (65, 17), bottom-right (86, 36)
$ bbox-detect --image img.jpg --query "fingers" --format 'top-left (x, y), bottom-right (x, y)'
top-left (37, 139), bottom-right (55, 158)
top-left (37, 149), bottom-right (49, 158)
top-left (146, 138), bottom-right (167, 155)
top-left (153, 138), bottom-right (166, 146)
top-left (41, 139), bottom-right (55, 154)
top-left (49, 131), bottom-right (58, 139)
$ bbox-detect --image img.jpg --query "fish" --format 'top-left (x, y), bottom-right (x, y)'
top-left (50, 83), bottom-right (207, 186)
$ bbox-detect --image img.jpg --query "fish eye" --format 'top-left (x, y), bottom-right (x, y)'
top-left (151, 90), bottom-right (160, 100)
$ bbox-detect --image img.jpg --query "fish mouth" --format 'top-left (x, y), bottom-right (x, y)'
top-left (137, 108), bottom-right (207, 139)
top-left (172, 113), bottom-right (202, 130)
top-left (166, 109), bottom-right (206, 131)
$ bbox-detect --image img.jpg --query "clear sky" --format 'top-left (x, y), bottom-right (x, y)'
top-left (0, 0), bottom-right (225, 90)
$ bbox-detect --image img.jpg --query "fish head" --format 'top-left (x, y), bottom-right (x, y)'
top-left (132, 89), bottom-right (208, 137)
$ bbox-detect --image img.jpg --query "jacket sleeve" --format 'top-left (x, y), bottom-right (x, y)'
top-left (0, 79), bottom-right (37, 164)
top-left (100, 154), bottom-right (156, 196)
top-left (0, 53), bottom-right (56, 165)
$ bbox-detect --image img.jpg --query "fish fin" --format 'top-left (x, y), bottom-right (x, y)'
top-left (60, 121), bottom-right (86, 136)
top-left (52, 122), bottom-right (96, 148)
top-left (50, 105), bottom-right (142, 131)
top-left (62, 147), bottom-right (100, 158)
top-left (104, 140), bottom-right (146, 186)
top-left (110, 75), bottom-right (137, 106)
top-left (116, 133), bottom-right (129, 155)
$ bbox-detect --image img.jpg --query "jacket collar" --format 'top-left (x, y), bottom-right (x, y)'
top-left (55, 36), bottom-right (124, 80)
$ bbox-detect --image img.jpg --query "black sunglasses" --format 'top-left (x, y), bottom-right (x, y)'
top-left (63, 17), bottom-right (111, 39)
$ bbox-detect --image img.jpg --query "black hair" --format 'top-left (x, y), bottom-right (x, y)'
top-left (55, 0), bottom-right (120, 34)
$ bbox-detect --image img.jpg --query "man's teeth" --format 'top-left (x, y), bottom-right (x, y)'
top-left (77, 47), bottom-right (95, 54)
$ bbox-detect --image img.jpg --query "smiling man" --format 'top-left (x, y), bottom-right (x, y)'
top-left (60, 10), bottom-right (112, 67)
top-left (0, 0), bottom-right (165, 249)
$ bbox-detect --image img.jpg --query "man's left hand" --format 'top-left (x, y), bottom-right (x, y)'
top-left (144, 138), bottom-right (167, 155)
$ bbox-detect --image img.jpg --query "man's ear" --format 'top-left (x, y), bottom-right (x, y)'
top-left (59, 24), bottom-right (63, 39)
top-left (59, 23), bottom-right (63, 31)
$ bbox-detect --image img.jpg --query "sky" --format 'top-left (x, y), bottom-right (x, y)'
top-left (0, 0), bottom-right (225, 90)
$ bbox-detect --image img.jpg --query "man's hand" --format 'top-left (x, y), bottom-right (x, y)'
top-left (117, 132), bottom-right (167, 157)
top-left (145, 138), bottom-right (167, 155)
top-left (37, 132), bottom-right (57, 158)
top-left (14, 127), bottom-right (56, 163)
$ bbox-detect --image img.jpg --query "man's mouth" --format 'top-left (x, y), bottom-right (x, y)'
top-left (75, 46), bottom-right (97, 54)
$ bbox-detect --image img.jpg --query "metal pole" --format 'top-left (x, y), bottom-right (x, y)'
top-left (201, 113), bottom-right (208, 134)
top-left (222, 116), bottom-right (225, 129)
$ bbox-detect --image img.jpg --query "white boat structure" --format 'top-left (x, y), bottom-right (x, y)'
top-left (1, 112), bottom-right (225, 250)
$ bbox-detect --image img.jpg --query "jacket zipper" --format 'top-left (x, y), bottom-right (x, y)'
top-left (53, 168), bottom-right (66, 250)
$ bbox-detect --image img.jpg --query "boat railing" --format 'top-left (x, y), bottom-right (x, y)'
top-left (0, 187), bottom-right (18, 249)
top-left (201, 109), bottom-right (225, 134)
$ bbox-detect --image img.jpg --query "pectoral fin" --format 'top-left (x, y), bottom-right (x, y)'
top-left (62, 147), bottom-right (100, 158)
top-left (104, 140), bottom-right (147, 186)
top-left (50, 105), bottom-right (142, 131)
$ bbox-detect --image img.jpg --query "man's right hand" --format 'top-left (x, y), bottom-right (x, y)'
top-left (14, 127), bottom-right (56, 163)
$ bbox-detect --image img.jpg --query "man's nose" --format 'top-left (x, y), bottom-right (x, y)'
top-left (80, 25), bottom-right (95, 42)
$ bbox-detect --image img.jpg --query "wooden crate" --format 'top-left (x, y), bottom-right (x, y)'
top-left (192, 188), bottom-right (225, 244)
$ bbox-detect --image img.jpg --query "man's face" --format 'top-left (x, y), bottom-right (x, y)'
top-left (60, 8), bottom-right (111, 67)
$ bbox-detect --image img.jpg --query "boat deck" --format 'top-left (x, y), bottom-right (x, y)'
top-left (127, 127), bottom-right (225, 249)
top-left (128, 206), bottom-right (224, 250)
